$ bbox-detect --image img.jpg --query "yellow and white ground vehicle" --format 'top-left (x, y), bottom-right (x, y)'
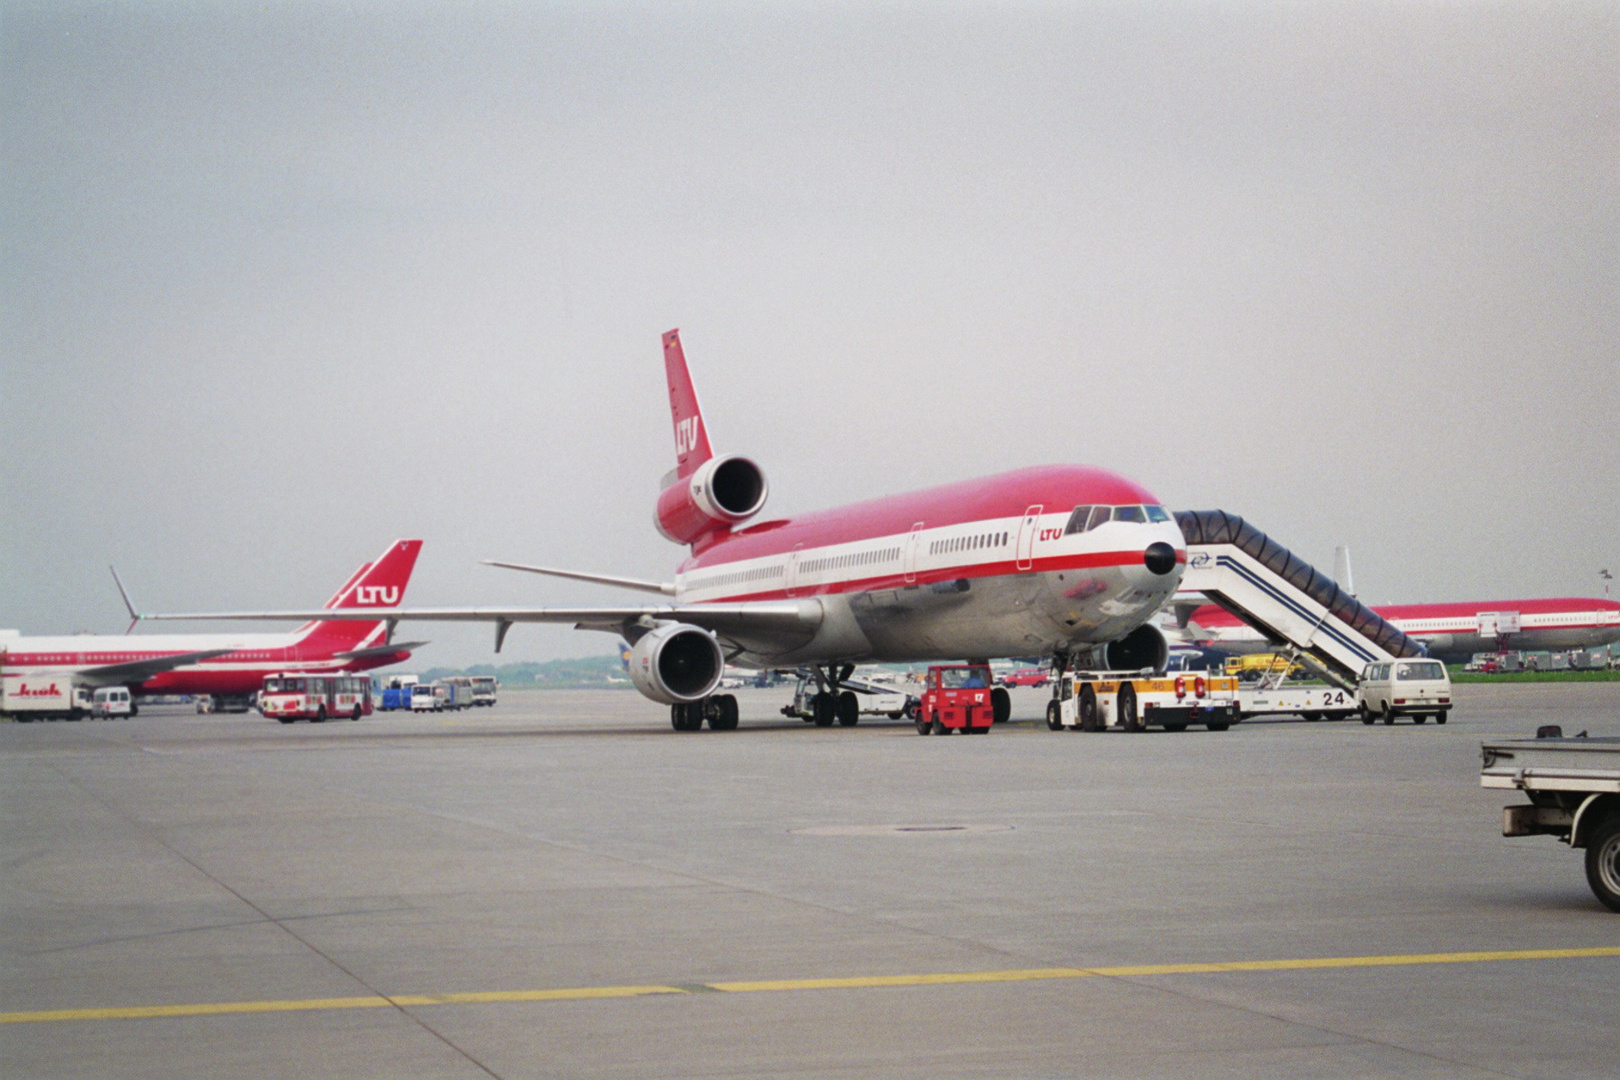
top-left (1046, 672), bottom-right (1241, 732)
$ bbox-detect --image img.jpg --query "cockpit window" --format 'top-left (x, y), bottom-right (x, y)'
top-left (1145, 505), bottom-right (1170, 523)
top-left (1113, 505), bottom-right (1147, 524)
top-left (1086, 506), bottom-right (1112, 530)
top-left (1064, 506), bottom-right (1094, 535)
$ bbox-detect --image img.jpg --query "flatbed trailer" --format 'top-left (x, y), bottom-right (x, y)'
top-left (1480, 733), bottom-right (1620, 912)
top-left (1046, 672), bottom-right (1241, 733)
top-left (1237, 684), bottom-right (1359, 721)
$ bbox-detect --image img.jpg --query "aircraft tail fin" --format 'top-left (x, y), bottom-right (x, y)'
top-left (663, 329), bottom-right (714, 481)
top-left (297, 540), bottom-right (423, 648)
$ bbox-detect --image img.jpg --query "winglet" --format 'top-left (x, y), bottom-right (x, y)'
top-left (663, 329), bottom-right (714, 480)
top-left (110, 567), bottom-right (139, 634)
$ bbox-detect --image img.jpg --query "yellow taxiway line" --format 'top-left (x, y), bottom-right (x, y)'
top-left (5, 947), bottom-right (1618, 1025)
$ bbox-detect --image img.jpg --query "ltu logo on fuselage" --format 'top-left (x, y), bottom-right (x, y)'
top-left (354, 586), bottom-right (400, 605)
top-left (675, 417), bottom-right (701, 456)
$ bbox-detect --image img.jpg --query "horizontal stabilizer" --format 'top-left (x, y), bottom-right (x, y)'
top-left (334, 641), bottom-right (429, 661)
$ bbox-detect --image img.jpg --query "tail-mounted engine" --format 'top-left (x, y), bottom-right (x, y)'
top-left (627, 623), bottom-right (725, 705)
top-left (1074, 624), bottom-right (1170, 674)
top-left (654, 454), bottom-right (769, 546)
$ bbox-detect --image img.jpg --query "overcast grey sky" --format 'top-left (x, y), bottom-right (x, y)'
top-left (3, 2), bottom-right (1616, 666)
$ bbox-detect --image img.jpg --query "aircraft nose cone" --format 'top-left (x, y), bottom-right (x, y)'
top-left (1143, 542), bottom-right (1178, 576)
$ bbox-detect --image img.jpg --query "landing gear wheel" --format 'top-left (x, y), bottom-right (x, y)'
top-left (991, 687), bottom-right (1011, 724)
top-left (671, 703), bottom-right (702, 731)
top-left (1584, 814), bottom-right (1620, 913)
top-left (702, 695), bottom-right (740, 731)
top-left (1045, 701), bottom-right (1062, 731)
top-left (836, 691), bottom-right (859, 727)
top-left (1118, 683), bottom-right (1142, 733)
top-left (1078, 686), bottom-right (1101, 732)
top-left (812, 692), bottom-right (836, 728)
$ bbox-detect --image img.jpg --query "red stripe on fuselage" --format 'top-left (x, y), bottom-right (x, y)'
top-left (695, 549), bottom-right (1148, 604)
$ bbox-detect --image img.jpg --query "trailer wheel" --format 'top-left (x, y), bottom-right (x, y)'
top-left (1078, 686), bottom-right (1101, 732)
top-left (1584, 813), bottom-right (1620, 913)
top-left (1046, 701), bottom-right (1062, 731)
top-left (1118, 683), bottom-right (1142, 732)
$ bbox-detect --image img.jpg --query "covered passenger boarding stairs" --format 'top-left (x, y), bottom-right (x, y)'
top-left (1174, 511), bottom-right (1427, 688)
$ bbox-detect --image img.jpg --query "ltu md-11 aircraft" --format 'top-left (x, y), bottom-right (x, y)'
top-left (0, 540), bottom-right (425, 720)
top-left (146, 331), bottom-right (1187, 731)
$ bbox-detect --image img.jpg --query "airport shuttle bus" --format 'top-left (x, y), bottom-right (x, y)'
top-left (259, 673), bottom-right (373, 724)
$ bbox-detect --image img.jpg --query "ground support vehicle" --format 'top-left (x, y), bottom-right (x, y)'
top-left (259, 673), bottom-right (373, 723)
top-left (1237, 684), bottom-right (1359, 722)
top-left (468, 675), bottom-right (498, 706)
top-left (781, 676), bottom-right (916, 725)
top-left (916, 664), bottom-right (995, 735)
top-left (1357, 658), bottom-right (1452, 725)
top-left (377, 675), bottom-right (418, 711)
top-left (1, 673), bottom-right (93, 721)
top-left (998, 668), bottom-right (1049, 688)
top-left (1481, 732), bottom-right (1620, 912)
top-left (91, 686), bottom-right (134, 719)
top-left (411, 682), bottom-right (449, 713)
top-left (1047, 672), bottom-right (1241, 733)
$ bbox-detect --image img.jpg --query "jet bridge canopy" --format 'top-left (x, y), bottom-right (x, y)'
top-left (1175, 510), bottom-right (1426, 687)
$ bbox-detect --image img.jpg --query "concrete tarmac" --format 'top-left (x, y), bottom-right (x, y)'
top-left (3, 681), bottom-right (1618, 1079)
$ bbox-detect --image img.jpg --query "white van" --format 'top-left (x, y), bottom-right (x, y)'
top-left (91, 686), bottom-right (134, 720)
top-left (410, 682), bottom-right (447, 712)
top-left (1358, 659), bottom-right (1451, 725)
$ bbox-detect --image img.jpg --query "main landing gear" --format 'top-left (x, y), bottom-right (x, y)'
top-left (801, 663), bottom-right (860, 728)
top-left (671, 694), bottom-right (739, 732)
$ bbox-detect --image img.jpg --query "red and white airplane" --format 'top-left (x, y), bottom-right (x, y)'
top-left (146, 331), bottom-right (1187, 730)
top-left (1, 539), bottom-right (424, 718)
top-left (1177, 597), bottom-right (1620, 664)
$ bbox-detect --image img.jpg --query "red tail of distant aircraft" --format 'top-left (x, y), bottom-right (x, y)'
top-left (0, 540), bottom-right (423, 717)
top-left (146, 331), bottom-right (1188, 730)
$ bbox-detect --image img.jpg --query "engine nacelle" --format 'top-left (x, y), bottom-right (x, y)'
top-left (1075, 623), bottom-right (1170, 674)
top-left (627, 623), bottom-right (725, 705)
top-left (654, 454), bottom-right (768, 545)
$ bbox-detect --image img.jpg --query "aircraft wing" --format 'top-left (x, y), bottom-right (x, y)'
top-left (75, 648), bottom-right (238, 688)
top-left (140, 602), bottom-right (825, 657)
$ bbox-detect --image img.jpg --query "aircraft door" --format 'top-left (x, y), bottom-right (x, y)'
top-left (1016, 505), bottom-right (1043, 571)
top-left (904, 522), bottom-right (924, 584)
top-left (786, 545), bottom-right (802, 597)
